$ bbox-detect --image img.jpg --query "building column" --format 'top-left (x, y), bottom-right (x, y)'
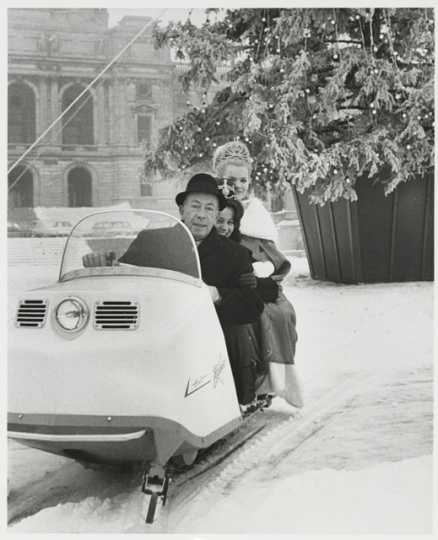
top-left (49, 77), bottom-right (60, 145)
top-left (96, 82), bottom-right (104, 145)
top-left (107, 80), bottom-right (114, 145)
top-left (119, 79), bottom-right (129, 147)
top-left (103, 80), bottom-right (110, 145)
top-left (112, 158), bottom-right (143, 201)
top-left (126, 80), bottom-right (136, 146)
top-left (38, 76), bottom-right (48, 140)
top-left (113, 78), bottom-right (123, 145)
top-left (155, 78), bottom-right (172, 139)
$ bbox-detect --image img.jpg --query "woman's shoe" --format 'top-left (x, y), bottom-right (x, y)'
top-left (239, 400), bottom-right (258, 415)
top-left (257, 393), bottom-right (274, 408)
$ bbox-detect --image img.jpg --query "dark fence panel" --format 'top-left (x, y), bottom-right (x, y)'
top-left (315, 204), bottom-right (342, 283)
top-left (391, 177), bottom-right (427, 281)
top-left (422, 172), bottom-right (434, 281)
top-left (293, 170), bottom-right (434, 283)
top-left (356, 176), bottom-right (394, 283)
top-left (294, 193), bottom-right (325, 279)
top-left (331, 200), bottom-right (362, 283)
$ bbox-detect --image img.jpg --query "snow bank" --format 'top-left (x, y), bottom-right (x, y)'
top-left (10, 454), bottom-right (432, 534)
top-left (10, 490), bottom-right (145, 533)
top-left (178, 454), bottom-right (432, 534)
top-left (283, 280), bottom-right (433, 389)
top-left (8, 441), bottom-right (69, 493)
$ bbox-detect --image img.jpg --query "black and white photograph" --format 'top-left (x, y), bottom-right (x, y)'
top-left (5, 4), bottom-right (434, 534)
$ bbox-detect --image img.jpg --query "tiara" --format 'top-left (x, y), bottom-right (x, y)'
top-left (216, 177), bottom-right (236, 199)
top-left (212, 141), bottom-right (252, 173)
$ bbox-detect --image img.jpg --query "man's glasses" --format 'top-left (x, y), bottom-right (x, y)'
top-left (216, 177), bottom-right (235, 198)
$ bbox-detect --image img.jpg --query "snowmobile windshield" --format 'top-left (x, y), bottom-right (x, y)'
top-left (59, 210), bottom-right (201, 283)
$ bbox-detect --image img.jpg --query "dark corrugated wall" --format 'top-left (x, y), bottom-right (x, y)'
top-left (293, 171), bottom-right (434, 283)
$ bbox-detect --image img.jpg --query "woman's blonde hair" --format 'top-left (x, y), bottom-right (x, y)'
top-left (212, 141), bottom-right (252, 177)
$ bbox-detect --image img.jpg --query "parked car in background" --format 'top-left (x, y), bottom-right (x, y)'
top-left (31, 219), bottom-right (73, 237)
top-left (90, 219), bottom-right (135, 237)
top-left (7, 221), bottom-right (22, 237)
top-left (18, 220), bottom-right (36, 237)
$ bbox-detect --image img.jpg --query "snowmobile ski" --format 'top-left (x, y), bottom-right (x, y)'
top-left (141, 463), bottom-right (170, 524)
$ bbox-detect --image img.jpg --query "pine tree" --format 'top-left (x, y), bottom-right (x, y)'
top-left (145, 8), bottom-right (434, 205)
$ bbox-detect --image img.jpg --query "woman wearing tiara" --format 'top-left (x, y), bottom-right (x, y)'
top-left (213, 141), bottom-right (303, 408)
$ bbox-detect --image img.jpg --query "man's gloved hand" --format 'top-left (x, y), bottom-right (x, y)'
top-left (238, 272), bottom-right (257, 289)
top-left (82, 251), bottom-right (117, 268)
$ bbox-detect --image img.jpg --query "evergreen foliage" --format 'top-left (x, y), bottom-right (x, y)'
top-left (145, 8), bottom-right (434, 204)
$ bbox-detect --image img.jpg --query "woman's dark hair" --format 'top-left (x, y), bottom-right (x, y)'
top-left (222, 198), bottom-right (244, 243)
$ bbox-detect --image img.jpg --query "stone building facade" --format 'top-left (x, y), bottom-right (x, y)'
top-left (8, 8), bottom-right (197, 214)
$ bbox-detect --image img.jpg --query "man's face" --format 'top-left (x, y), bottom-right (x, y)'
top-left (179, 193), bottom-right (219, 241)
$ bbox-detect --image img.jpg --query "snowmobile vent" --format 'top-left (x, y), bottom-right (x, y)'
top-left (94, 301), bottom-right (139, 330)
top-left (16, 299), bottom-right (48, 328)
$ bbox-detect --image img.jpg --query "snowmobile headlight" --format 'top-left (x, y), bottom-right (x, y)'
top-left (55, 297), bottom-right (89, 332)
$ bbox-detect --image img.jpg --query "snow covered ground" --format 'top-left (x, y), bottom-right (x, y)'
top-left (7, 242), bottom-right (434, 533)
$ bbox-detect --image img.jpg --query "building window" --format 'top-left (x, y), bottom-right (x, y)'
top-left (137, 115), bottom-right (152, 146)
top-left (68, 166), bottom-right (92, 206)
top-left (8, 82), bottom-right (36, 144)
top-left (136, 82), bottom-right (152, 101)
top-left (62, 84), bottom-right (94, 145)
top-left (8, 165), bottom-right (33, 208)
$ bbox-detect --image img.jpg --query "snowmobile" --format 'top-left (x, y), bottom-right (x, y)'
top-left (8, 209), bottom-right (269, 522)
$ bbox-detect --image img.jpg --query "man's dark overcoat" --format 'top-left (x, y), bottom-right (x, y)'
top-left (119, 225), bottom-right (263, 326)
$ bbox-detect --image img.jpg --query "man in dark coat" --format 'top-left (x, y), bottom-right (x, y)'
top-left (84, 173), bottom-right (264, 404)
top-left (117, 173), bottom-right (264, 326)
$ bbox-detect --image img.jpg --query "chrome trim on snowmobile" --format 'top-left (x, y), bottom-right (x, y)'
top-left (7, 429), bottom-right (147, 442)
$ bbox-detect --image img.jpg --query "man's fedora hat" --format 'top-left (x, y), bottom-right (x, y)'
top-left (175, 173), bottom-right (226, 210)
